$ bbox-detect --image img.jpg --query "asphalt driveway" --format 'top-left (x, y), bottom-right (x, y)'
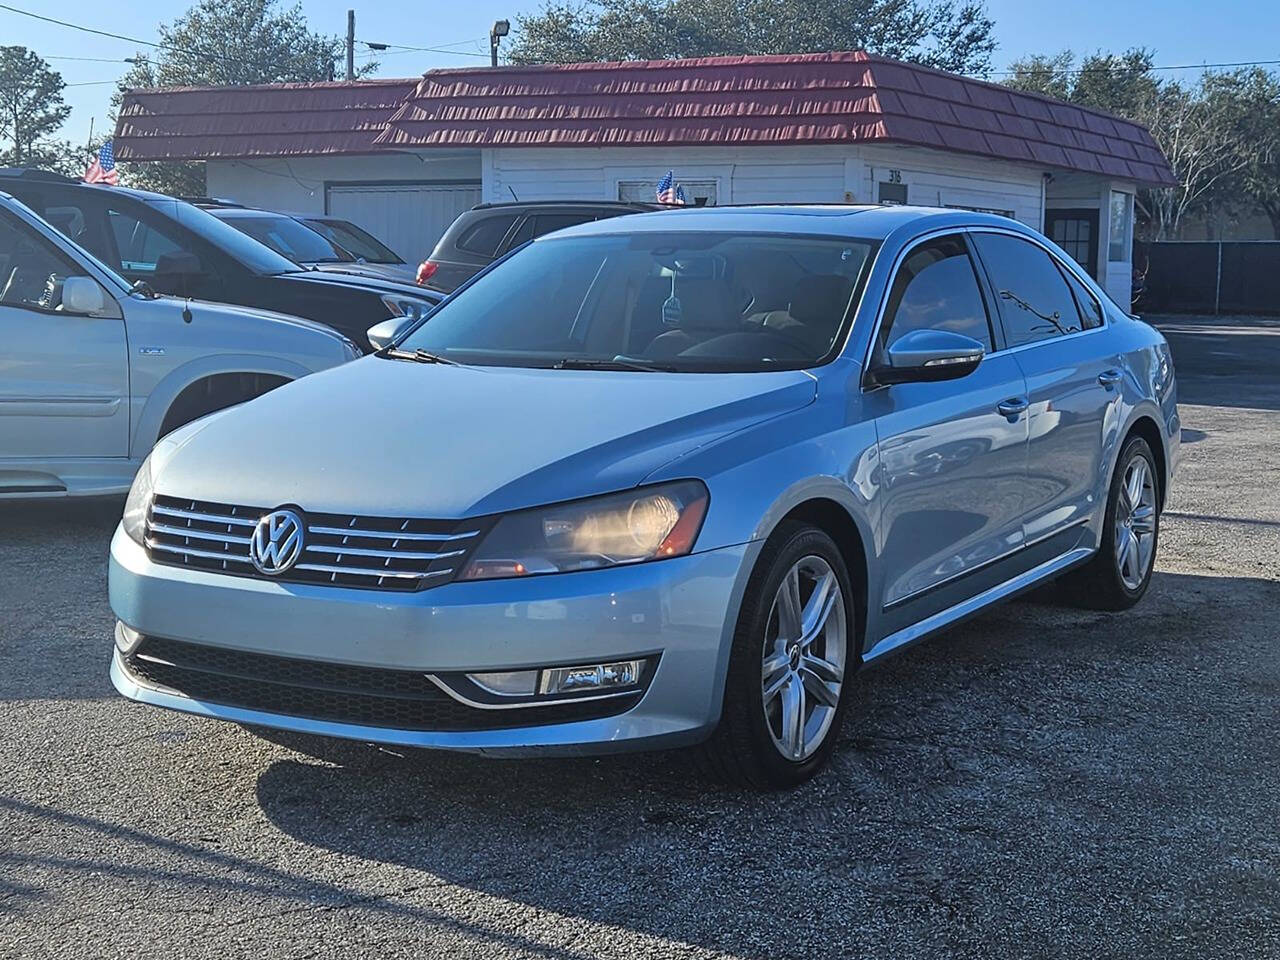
top-left (1, 314), bottom-right (1276, 959)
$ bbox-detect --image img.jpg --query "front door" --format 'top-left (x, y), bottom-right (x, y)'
top-left (0, 208), bottom-right (128, 465)
top-left (970, 230), bottom-right (1119, 545)
top-left (1044, 209), bottom-right (1100, 278)
top-left (864, 234), bottom-right (1030, 628)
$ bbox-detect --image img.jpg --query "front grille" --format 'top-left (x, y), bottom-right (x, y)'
top-left (145, 495), bottom-right (487, 591)
top-left (123, 636), bottom-right (641, 732)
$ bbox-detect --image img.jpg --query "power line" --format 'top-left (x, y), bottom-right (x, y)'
top-left (363, 39), bottom-right (490, 58)
top-left (45, 55), bottom-right (136, 63)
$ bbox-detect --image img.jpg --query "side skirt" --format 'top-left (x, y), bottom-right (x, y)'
top-left (861, 546), bottom-right (1094, 665)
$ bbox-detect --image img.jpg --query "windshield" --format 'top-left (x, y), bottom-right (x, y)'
top-left (398, 232), bottom-right (876, 372)
top-left (304, 218), bottom-right (403, 264)
top-left (165, 201), bottom-right (304, 275)
top-left (222, 214), bottom-right (355, 264)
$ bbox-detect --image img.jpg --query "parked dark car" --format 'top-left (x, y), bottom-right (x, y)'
top-left (417, 200), bottom-right (658, 293)
top-left (0, 170), bottom-right (440, 349)
top-left (189, 200), bottom-right (417, 283)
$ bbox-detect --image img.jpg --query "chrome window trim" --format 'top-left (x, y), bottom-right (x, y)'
top-left (858, 223), bottom-right (1111, 391)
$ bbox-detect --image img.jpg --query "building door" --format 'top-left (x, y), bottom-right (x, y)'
top-left (1044, 209), bottom-right (1100, 278)
top-left (326, 182), bottom-right (482, 263)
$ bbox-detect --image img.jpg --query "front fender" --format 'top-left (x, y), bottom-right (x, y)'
top-left (132, 353), bottom-right (315, 456)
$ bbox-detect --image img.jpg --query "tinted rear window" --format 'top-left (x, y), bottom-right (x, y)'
top-left (455, 215), bottom-right (517, 257)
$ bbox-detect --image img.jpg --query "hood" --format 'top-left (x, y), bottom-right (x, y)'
top-left (155, 359), bottom-right (816, 518)
top-left (277, 269), bottom-right (439, 301)
top-left (157, 294), bottom-right (347, 342)
top-left (309, 261), bottom-right (418, 283)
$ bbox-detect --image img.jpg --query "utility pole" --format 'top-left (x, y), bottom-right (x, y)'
top-left (346, 9), bottom-right (355, 82)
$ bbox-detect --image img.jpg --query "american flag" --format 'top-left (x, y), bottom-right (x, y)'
top-left (84, 141), bottom-right (118, 186)
top-left (656, 169), bottom-right (686, 205)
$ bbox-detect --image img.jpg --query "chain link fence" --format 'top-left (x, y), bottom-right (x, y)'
top-left (1135, 241), bottom-right (1280, 315)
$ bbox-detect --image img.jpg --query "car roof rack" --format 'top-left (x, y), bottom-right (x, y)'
top-left (181, 196), bottom-right (247, 208)
top-left (471, 199), bottom-right (660, 211)
top-left (0, 167), bottom-right (77, 183)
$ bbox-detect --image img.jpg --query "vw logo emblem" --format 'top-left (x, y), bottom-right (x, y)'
top-left (249, 508), bottom-right (305, 575)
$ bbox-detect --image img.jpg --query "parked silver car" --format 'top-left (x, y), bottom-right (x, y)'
top-left (108, 206), bottom-right (1179, 787)
top-left (0, 190), bottom-right (360, 498)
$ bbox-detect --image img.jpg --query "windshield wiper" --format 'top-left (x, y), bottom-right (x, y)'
top-left (552, 357), bottom-right (677, 372)
top-left (384, 347), bottom-right (458, 365)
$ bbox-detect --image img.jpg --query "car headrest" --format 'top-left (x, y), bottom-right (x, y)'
top-left (788, 274), bottom-right (854, 326)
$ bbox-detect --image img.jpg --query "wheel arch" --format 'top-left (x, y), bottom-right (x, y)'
top-left (133, 354), bottom-right (313, 455)
top-left (1121, 413), bottom-right (1169, 510)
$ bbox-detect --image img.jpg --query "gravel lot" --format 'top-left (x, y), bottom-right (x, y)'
top-left (1, 314), bottom-right (1277, 959)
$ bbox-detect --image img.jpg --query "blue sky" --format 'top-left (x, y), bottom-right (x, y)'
top-left (5, 0), bottom-right (1279, 146)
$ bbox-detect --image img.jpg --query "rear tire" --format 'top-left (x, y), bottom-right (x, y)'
top-left (1058, 435), bottom-right (1160, 611)
top-left (698, 521), bottom-right (856, 789)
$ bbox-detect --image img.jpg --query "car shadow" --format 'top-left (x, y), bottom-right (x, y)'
top-left (247, 569), bottom-right (1280, 957)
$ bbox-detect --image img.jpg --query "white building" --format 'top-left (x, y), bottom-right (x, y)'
top-left (116, 52), bottom-right (1174, 305)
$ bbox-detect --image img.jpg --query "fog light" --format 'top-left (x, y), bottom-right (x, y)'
top-left (539, 659), bottom-right (643, 695)
top-left (467, 670), bottom-right (539, 696)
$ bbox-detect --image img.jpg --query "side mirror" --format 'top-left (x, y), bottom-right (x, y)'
top-left (367, 316), bottom-right (412, 351)
top-left (60, 276), bottom-right (112, 316)
top-left (873, 329), bottom-right (985, 385)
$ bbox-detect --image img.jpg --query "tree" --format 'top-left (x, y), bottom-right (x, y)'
top-left (509, 0), bottom-right (997, 75)
top-left (1005, 49), bottom-right (1256, 240)
top-left (0, 46), bottom-right (72, 167)
top-left (113, 0), bottom-right (373, 194)
top-left (1200, 68), bottom-right (1280, 239)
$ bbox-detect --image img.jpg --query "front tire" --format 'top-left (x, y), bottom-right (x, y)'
top-left (699, 522), bottom-right (856, 789)
top-left (1060, 435), bottom-right (1160, 611)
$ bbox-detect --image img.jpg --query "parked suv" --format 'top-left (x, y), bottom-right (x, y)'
top-left (0, 189), bottom-right (358, 498)
top-left (417, 200), bottom-right (658, 292)
top-left (0, 170), bottom-right (439, 349)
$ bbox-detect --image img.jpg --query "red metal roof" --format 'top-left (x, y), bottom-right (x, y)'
top-left (378, 52), bottom-right (1174, 185)
top-left (114, 53), bottom-right (1174, 186)
top-left (115, 79), bottom-right (419, 161)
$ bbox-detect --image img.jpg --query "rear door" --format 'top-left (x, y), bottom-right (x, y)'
top-left (970, 230), bottom-right (1119, 546)
top-left (326, 183), bottom-right (482, 263)
top-left (865, 233), bottom-right (1031, 630)
top-left (0, 205), bottom-right (128, 463)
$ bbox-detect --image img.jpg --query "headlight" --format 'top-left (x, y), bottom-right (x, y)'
top-left (380, 295), bottom-right (434, 323)
top-left (121, 452), bottom-right (155, 546)
top-left (460, 480), bottom-right (709, 581)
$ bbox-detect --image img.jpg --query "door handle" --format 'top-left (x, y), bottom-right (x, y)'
top-left (996, 396), bottom-right (1029, 418)
top-left (1098, 369), bottom-right (1122, 388)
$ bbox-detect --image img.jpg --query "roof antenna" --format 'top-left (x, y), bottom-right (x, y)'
top-left (507, 185), bottom-right (519, 201)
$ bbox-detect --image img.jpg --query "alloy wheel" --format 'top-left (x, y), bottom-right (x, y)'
top-left (761, 555), bottom-right (847, 761)
top-left (1115, 456), bottom-right (1157, 591)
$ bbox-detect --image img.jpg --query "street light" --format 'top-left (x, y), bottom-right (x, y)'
top-left (490, 19), bottom-right (510, 68)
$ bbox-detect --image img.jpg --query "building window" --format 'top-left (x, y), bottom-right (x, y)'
top-left (618, 179), bottom-right (718, 206)
top-left (1108, 190), bottom-right (1133, 262)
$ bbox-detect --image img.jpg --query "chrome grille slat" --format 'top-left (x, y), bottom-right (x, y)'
top-left (152, 504), bottom-right (259, 526)
top-left (145, 495), bottom-right (482, 592)
top-left (305, 544), bottom-right (466, 561)
top-left (294, 562), bottom-right (454, 580)
top-left (308, 525), bottom-right (479, 542)
top-left (148, 522), bottom-right (252, 546)
top-left (146, 539), bottom-right (254, 564)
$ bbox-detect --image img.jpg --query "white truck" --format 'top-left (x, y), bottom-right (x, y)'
top-left (0, 190), bottom-right (360, 498)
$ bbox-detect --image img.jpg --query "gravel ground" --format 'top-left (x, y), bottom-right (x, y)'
top-left (1, 314), bottom-right (1277, 959)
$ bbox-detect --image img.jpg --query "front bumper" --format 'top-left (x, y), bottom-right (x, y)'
top-left (108, 526), bottom-right (756, 755)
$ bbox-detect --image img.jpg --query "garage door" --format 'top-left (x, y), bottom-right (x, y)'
top-left (325, 182), bottom-right (481, 263)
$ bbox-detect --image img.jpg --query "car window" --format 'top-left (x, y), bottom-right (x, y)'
top-left (0, 209), bottom-right (86, 313)
top-left (304, 218), bottom-right (402, 263)
top-left (505, 216), bottom-right (535, 250)
top-left (531, 213), bottom-right (597, 238)
top-left (223, 215), bottom-right (353, 264)
top-left (879, 235), bottom-right (993, 351)
top-left (398, 232), bottom-right (875, 372)
top-left (1060, 265), bottom-right (1105, 330)
top-left (108, 209), bottom-right (183, 276)
top-left (972, 232), bottom-right (1084, 346)
top-left (456, 215), bottom-right (517, 257)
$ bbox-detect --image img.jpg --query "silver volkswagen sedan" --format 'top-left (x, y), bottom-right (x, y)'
top-left (108, 206), bottom-right (1179, 788)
